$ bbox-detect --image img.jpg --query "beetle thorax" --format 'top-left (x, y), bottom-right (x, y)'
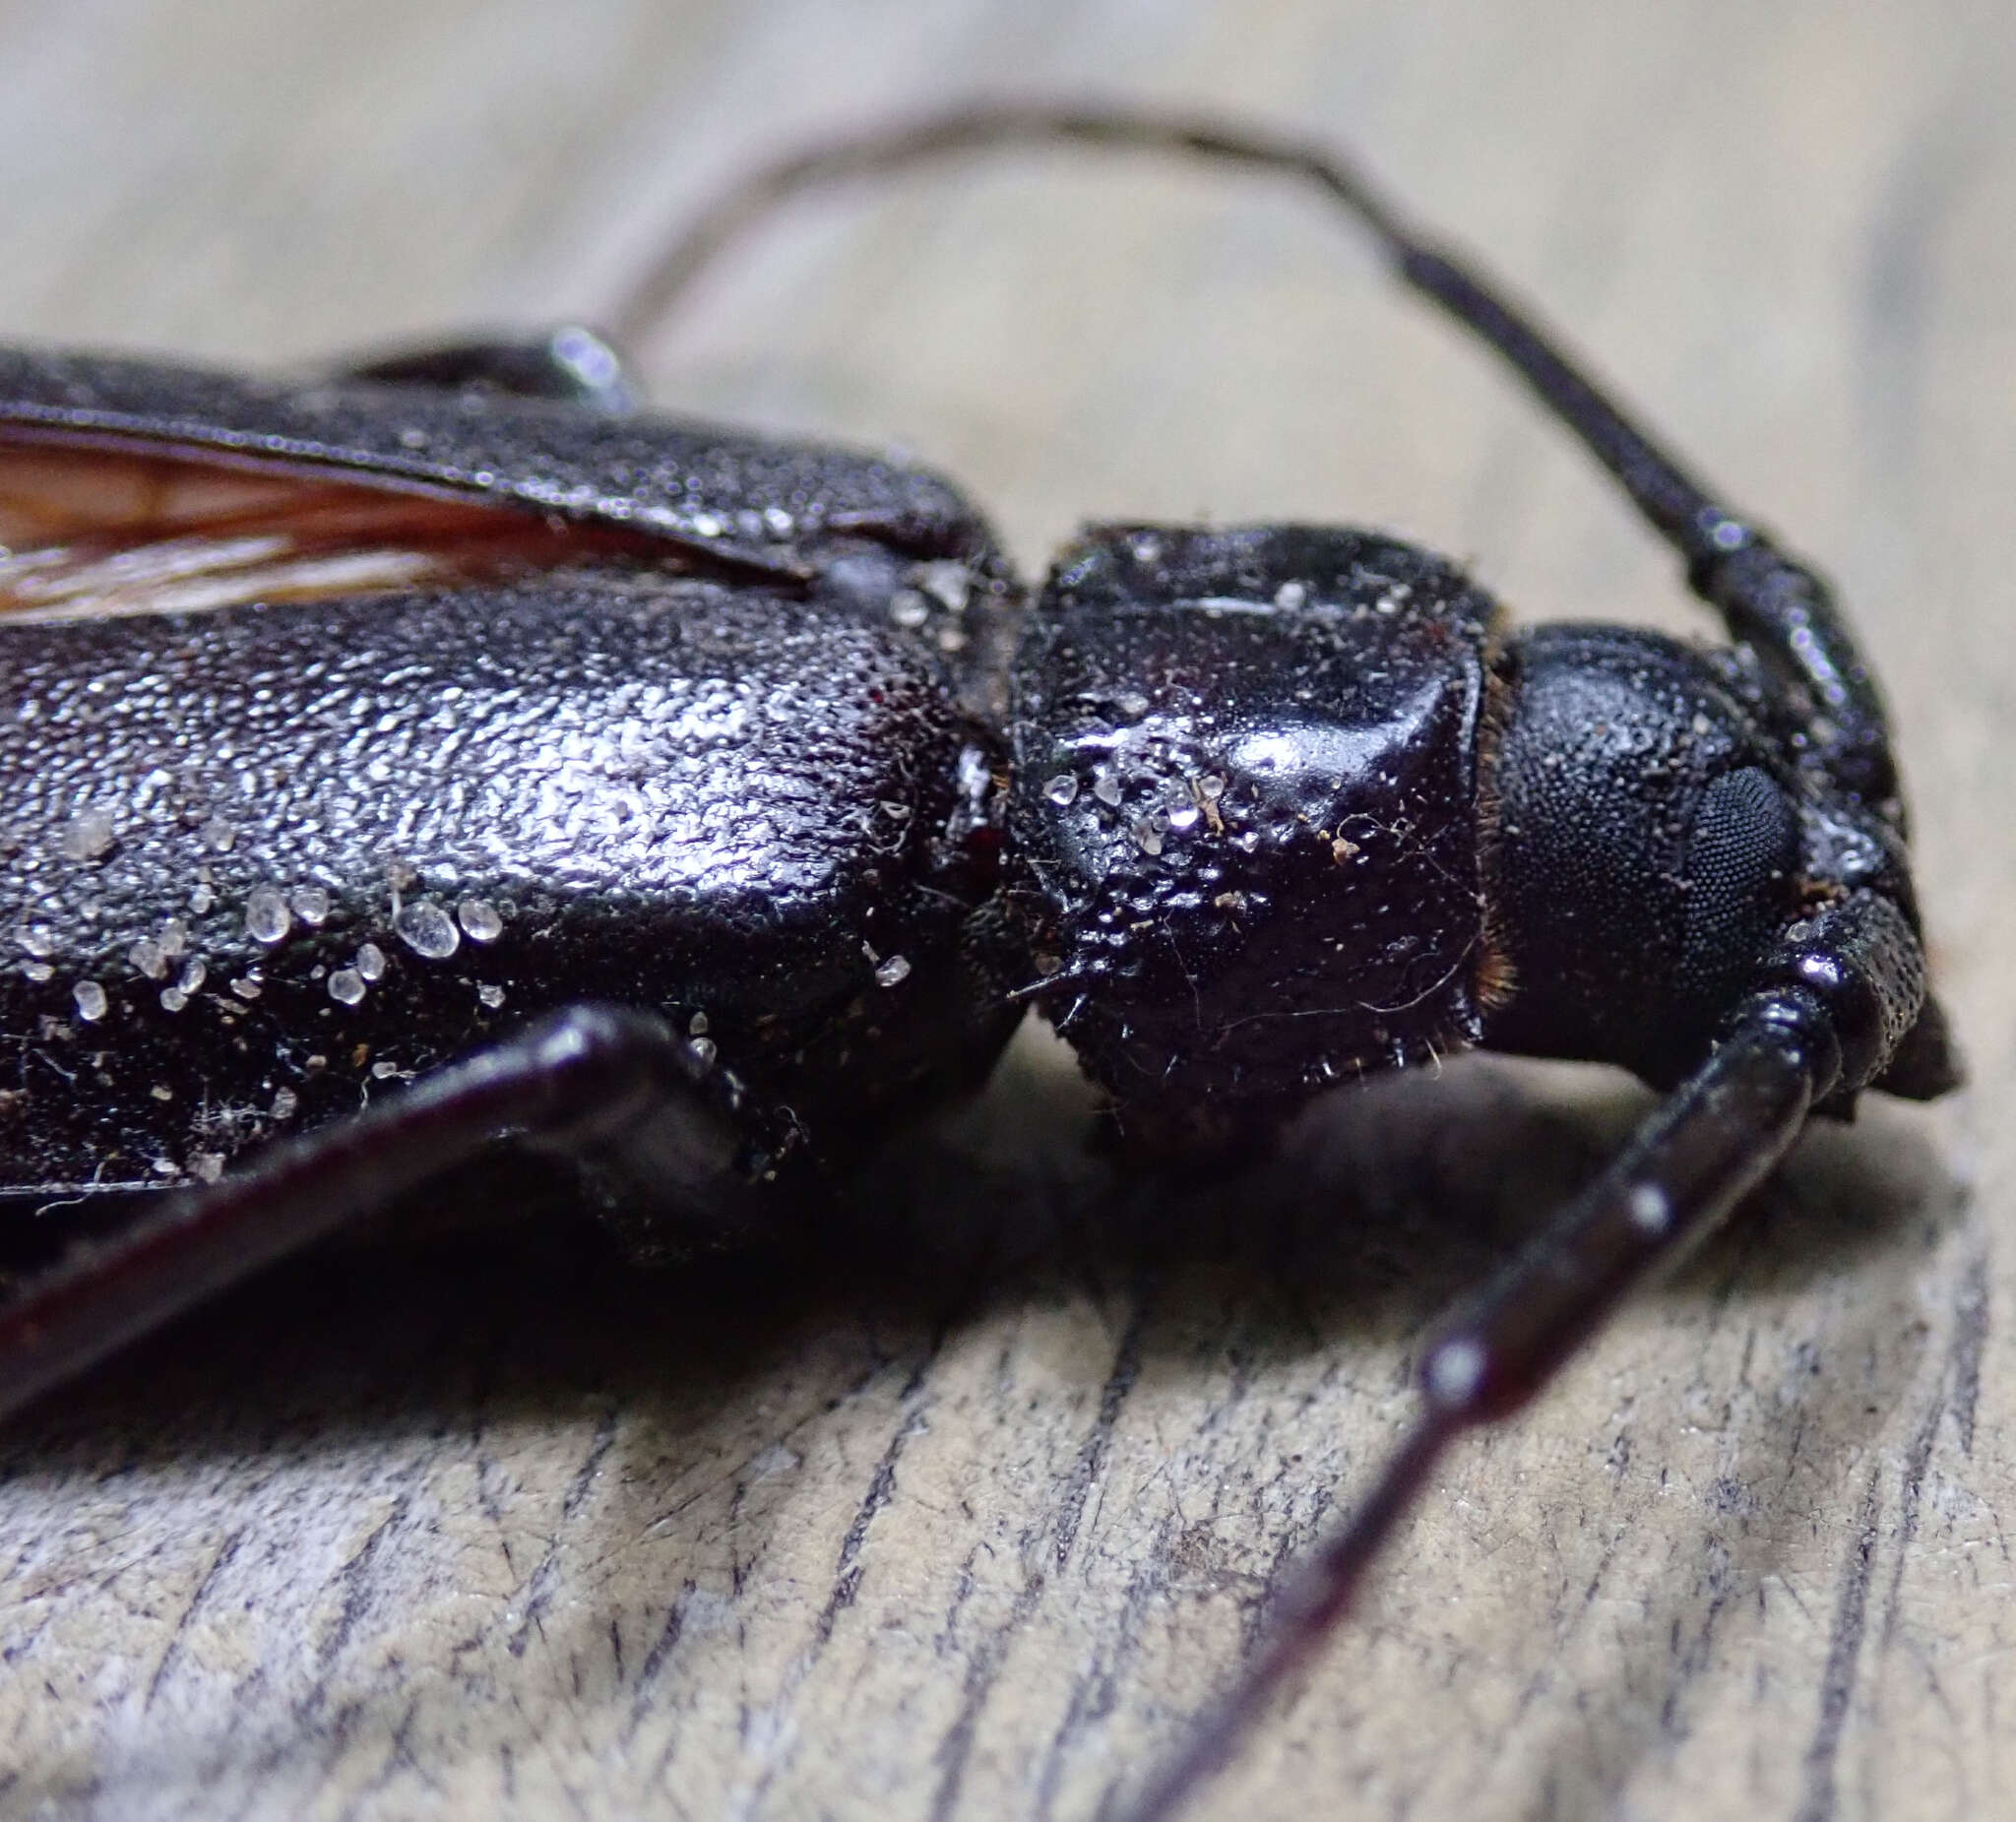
top-left (1008, 525), bottom-right (1503, 1130)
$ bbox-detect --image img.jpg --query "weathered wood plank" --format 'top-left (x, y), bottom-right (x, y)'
top-left (0, 3), bottom-right (2008, 1818)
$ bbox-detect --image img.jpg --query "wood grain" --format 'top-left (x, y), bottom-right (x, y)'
top-left (1, 4), bottom-right (2010, 1819)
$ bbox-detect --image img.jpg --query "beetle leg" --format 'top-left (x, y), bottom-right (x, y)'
top-left (1113, 889), bottom-right (1929, 1822)
top-left (0, 1005), bottom-right (760, 1424)
top-left (337, 325), bottom-right (640, 412)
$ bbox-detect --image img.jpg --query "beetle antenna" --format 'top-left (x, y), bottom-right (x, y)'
top-left (1109, 991), bottom-right (1832, 1822)
top-left (615, 99), bottom-right (1897, 811)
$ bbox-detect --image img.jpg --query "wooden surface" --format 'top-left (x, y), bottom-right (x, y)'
top-left (1, 4), bottom-right (2011, 1818)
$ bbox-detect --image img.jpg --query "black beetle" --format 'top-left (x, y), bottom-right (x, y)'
top-left (0, 106), bottom-right (1958, 1821)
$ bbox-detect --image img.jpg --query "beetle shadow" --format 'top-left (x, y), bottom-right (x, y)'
top-left (853, 1034), bottom-right (1966, 1816)
top-left (0, 1028), bottom-right (1956, 1466)
top-left (867, 1027), bottom-right (1961, 1361)
top-left (0, 1030), bottom-right (1960, 1821)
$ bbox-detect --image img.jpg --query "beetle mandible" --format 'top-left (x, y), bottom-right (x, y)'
top-left (0, 105), bottom-right (1957, 1821)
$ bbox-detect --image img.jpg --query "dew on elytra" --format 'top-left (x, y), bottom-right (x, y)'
top-left (244, 885), bottom-right (291, 945)
top-left (458, 898), bottom-right (503, 943)
top-left (58, 809), bottom-right (115, 863)
top-left (393, 900), bottom-right (460, 959)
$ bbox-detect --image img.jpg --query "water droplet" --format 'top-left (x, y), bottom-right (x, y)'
top-left (889, 590), bottom-right (930, 629)
top-left (130, 938), bottom-right (167, 980)
top-left (200, 817), bottom-right (237, 852)
top-left (58, 809), bottom-right (115, 862)
top-left (477, 982), bottom-right (506, 1009)
top-left (1116, 691), bottom-right (1149, 719)
top-left (244, 885), bottom-right (292, 945)
top-left (371, 1060), bottom-right (399, 1079)
top-left (763, 506), bottom-right (794, 536)
top-left (689, 1036), bottom-right (718, 1065)
top-left (1627, 1184), bottom-right (1671, 1233)
top-left (1166, 804), bottom-right (1200, 831)
top-left (936, 626), bottom-right (967, 654)
top-left (151, 1084), bottom-right (174, 1101)
top-left (176, 960), bottom-right (206, 995)
top-left (159, 986), bottom-right (188, 1013)
top-left (328, 969), bottom-right (366, 1005)
top-left (918, 561), bottom-right (970, 613)
top-left (1425, 1337), bottom-right (1487, 1408)
top-left (355, 942), bottom-right (387, 982)
top-left (271, 1088), bottom-right (298, 1120)
top-left (875, 955), bottom-right (912, 987)
top-left (393, 900), bottom-right (460, 959)
top-left (73, 979), bottom-right (107, 1021)
top-left (1044, 774), bottom-right (1080, 806)
top-left (689, 512), bottom-right (724, 538)
top-left (1273, 580), bottom-right (1308, 610)
top-left (291, 886), bottom-right (331, 925)
top-left (1198, 774), bottom-right (1228, 800)
top-left (22, 960), bottom-right (52, 983)
top-left (458, 898), bottom-right (503, 942)
top-left (688, 1011), bottom-right (710, 1036)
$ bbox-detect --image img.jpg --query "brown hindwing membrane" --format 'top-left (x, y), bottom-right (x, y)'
top-left (0, 441), bottom-right (683, 622)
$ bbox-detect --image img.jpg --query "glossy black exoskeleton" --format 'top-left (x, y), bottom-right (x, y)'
top-left (0, 105), bottom-right (1960, 1822)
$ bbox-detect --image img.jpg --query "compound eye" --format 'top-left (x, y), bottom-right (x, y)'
top-left (1677, 766), bottom-right (1800, 1008)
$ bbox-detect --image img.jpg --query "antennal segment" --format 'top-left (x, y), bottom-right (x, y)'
top-left (614, 100), bottom-right (1898, 813)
